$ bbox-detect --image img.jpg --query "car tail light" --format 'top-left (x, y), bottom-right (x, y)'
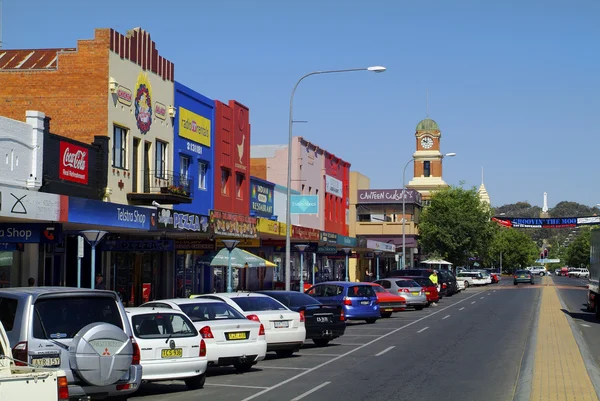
top-left (12, 341), bottom-right (27, 366)
top-left (199, 339), bottom-right (206, 357)
top-left (343, 297), bottom-right (352, 305)
top-left (299, 310), bottom-right (305, 322)
top-left (340, 309), bottom-right (345, 321)
top-left (116, 383), bottom-right (135, 391)
top-left (514, 275), bottom-right (517, 279)
top-left (442, 283), bottom-right (447, 289)
top-left (131, 337), bottom-right (141, 365)
top-left (57, 376), bottom-right (69, 400)
top-left (247, 314), bottom-right (261, 322)
top-left (398, 288), bottom-right (410, 293)
top-left (258, 324), bottom-right (265, 336)
top-left (199, 326), bottom-right (214, 339)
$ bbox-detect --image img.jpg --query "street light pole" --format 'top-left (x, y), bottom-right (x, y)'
top-left (401, 152), bottom-right (456, 270)
top-left (222, 240), bottom-right (240, 293)
top-left (342, 248), bottom-right (353, 281)
top-left (374, 250), bottom-right (382, 280)
top-left (285, 66), bottom-right (386, 291)
top-left (295, 244), bottom-right (309, 292)
top-left (80, 230), bottom-right (108, 289)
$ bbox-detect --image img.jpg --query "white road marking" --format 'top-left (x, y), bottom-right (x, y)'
top-left (334, 343), bottom-right (365, 346)
top-left (343, 334), bottom-right (380, 337)
top-left (417, 327), bottom-right (429, 333)
top-left (472, 301), bottom-right (476, 304)
top-left (487, 293), bottom-right (491, 295)
top-left (442, 315), bottom-right (450, 320)
top-left (291, 381), bottom-right (331, 401)
top-left (480, 297), bottom-right (485, 299)
top-left (241, 289), bottom-right (487, 401)
top-left (375, 346), bottom-right (395, 356)
top-left (493, 290), bottom-right (496, 292)
top-left (459, 307), bottom-right (465, 311)
top-left (259, 366), bottom-right (309, 371)
top-left (582, 324), bottom-right (591, 327)
top-left (300, 353), bottom-right (342, 357)
top-left (206, 383), bottom-right (268, 389)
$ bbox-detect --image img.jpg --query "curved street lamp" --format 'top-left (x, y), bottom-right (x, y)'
top-left (284, 66), bottom-right (387, 291)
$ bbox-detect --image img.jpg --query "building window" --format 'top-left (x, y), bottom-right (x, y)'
top-left (221, 168), bottom-right (230, 196)
top-left (180, 155), bottom-right (190, 181)
top-left (155, 140), bottom-right (168, 179)
top-left (236, 173), bottom-right (244, 199)
top-left (424, 161), bottom-right (431, 177)
top-left (198, 161), bottom-right (207, 190)
top-left (113, 126), bottom-right (127, 169)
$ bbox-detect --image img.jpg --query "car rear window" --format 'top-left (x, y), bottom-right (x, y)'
top-left (132, 313), bottom-right (197, 339)
top-left (347, 286), bottom-right (376, 298)
top-left (263, 292), bottom-right (321, 309)
top-left (179, 302), bottom-right (245, 322)
top-left (515, 270), bottom-right (530, 275)
top-left (231, 296), bottom-right (287, 311)
top-left (413, 278), bottom-right (434, 287)
top-left (0, 297), bottom-right (18, 332)
top-left (32, 296), bottom-right (123, 339)
top-left (395, 280), bottom-right (420, 288)
top-left (371, 286), bottom-right (386, 293)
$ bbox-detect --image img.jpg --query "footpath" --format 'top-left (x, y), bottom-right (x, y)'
top-left (530, 276), bottom-right (599, 400)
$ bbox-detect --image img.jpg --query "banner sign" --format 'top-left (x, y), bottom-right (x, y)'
top-left (0, 223), bottom-right (61, 243)
top-left (357, 189), bottom-right (422, 205)
top-left (261, 239), bottom-right (286, 247)
top-left (320, 231), bottom-right (338, 244)
top-left (257, 219), bottom-right (280, 236)
top-left (175, 239), bottom-right (214, 250)
top-left (290, 195), bottom-right (319, 214)
top-left (493, 216), bottom-right (600, 229)
top-left (59, 141), bottom-right (89, 184)
top-left (325, 175), bottom-right (343, 197)
top-left (67, 197), bottom-right (156, 230)
top-left (250, 179), bottom-right (274, 217)
top-left (210, 210), bottom-right (257, 238)
top-left (367, 239), bottom-right (396, 253)
top-left (317, 246), bottom-right (338, 254)
top-left (291, 225), bottom-right (320, 241)
top-left (0, 187), bottom-right (64, 222)
top-left (336, 235), bottom-right (357, 247)
top-left (101, 240), bottom-right (173, 252)
top-left (157, 208), bottom-right (209, 233)
top-left (216, 238), bottom-right (260, 248)
top-left (536, 258), bottom-right (561, 264)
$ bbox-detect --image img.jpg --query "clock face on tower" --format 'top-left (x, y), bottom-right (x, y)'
top-left (420, 136), bottom-right (434, 149)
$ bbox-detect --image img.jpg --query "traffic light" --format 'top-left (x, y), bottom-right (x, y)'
top-left (544, 248), bottom-right (548, 258)
top-left (540, 252), bottom-right (544, 260)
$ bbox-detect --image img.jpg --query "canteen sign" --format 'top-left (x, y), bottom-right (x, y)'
top-left (357, 189), bottom-right (422, 205)
top-left (59, 141), bottom-right (88, 184)
top-left (250, 180), bottom-right (274, 217)
top-left (290, 195), bottom-right (319, 214)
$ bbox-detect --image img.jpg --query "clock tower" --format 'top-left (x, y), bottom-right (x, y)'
top-left (406, 117), bottom-right (449, 200)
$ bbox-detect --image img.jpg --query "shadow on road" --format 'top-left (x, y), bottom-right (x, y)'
top-left (561, 308), bottom-right (599, 325)
top-left (132, 382), bottom-right (190, 397)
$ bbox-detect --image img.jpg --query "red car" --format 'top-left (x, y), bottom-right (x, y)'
top-left (364, 283), bottom-right (406, 318)
top-left (397, 276), bottom-right (440, 305)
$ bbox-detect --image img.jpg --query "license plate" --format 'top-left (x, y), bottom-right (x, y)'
top-left (316, 316), bottom-right (331, 323)
top-left (384, 308), bottom-right (393, 312)
top-left (360, 300), bottom-right (370, 305)
top-left (274, 321), bottom-right (289, 328)
top-left (520, 275), bottom-right (525, 278)
top-left (411, 292), bottom-right (419, 296)
top-left (425, 292), bottom-right (430, 295)
top-left (227, 332), bottom-right (248, 340)
top-left (161, 348), bottom-right (182, 358)
top-left (31, 357), bottom-right (60, 367)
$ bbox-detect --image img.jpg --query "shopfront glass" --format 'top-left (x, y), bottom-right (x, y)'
top-left (112, 252), bottom-right (164, 306)
top-left (175, 250), bottom-right (212, 296)
top-left (0, 252), bottom-right (14, 288)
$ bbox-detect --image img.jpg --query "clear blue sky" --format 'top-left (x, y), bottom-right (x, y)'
top-left (3, 0), bottom-right (599, 209)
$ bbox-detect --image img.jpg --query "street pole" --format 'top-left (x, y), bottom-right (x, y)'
top-left (222, 240), bottom-right (240, 293)
top-left (80, 230), bottom-right (108, 289)
top-left (296, 245), bottom-right (309, 292)
top-left (312, 252), bottom-right (316, 286)
top-left (342, 248), bottom-right (353, 281)
top-left (374, 250), bottom-right (382, 280)
top-left (500, 251), bottom-right (503, 275)
top-left (285, 66), bottom-right (386, 291)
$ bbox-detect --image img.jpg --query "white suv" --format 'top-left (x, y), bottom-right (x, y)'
top-left (529, 266), bottom-right (547, 276)
top-left (569, 268), bottom-right (590, 278)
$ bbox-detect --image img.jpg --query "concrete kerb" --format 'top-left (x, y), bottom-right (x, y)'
top-left (512, 286), bottom-right (542, 401)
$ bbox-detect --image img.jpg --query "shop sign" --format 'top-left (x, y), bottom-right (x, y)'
top-left (257, 219), bottom-right (280, 236)
top-left (325, 175), bottom-right (343, 197)
top-left (0, 223), bottom-right (61, 243)
top-left (116, 85), bottom-right (132, 106)
top-left (336, 235), bottom-right (357, 247)
top-left (216, 238), bottom-right (260, 248)
top-left (101, 240), bottom-right (173, 252)
top-left (67, 197), bottom-right (156, 230)
top-left (210, 210), bottom-right (257, 238)
top-left (157, 208), bottom-right (209, 233)
top-left (290, 195), bottom-right (319, 215)
top-left (367, 239), bottom-right (396, 253)
top-left (0, 187), bottom-right (63, 221)
top-left (317, 246), bottom-right (337, 254)
top-left (134, 72), bottom-right (153, 135)
top-left (357, 189), bottom-right (422, 205)
top-left (59, 141), bottom-right (88, 184)
top-left (154, 102), bottom-right (167, 120)
top-left (291, 225), bottom-right (320, 241)
top-left (250, 181), bottom-right (274, 217)
top-left (179, 106), bottom-right (211, 147)
top-left (175, 239), bottom-right (214, 250)
top-left (320, 231), bottom-right (338, 244)
top-left (261, 239), bottom-right (286, 247)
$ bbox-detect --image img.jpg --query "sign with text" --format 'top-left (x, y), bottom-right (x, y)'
top-left (493, 216), bottom-right (600, 229)
top-left (366, 239), bottom-right (396, 253)
top-left (320, 231), bottom-right (338, 244)
top-left (0, 187), bottom-right (63, 221)
top-left (101, 240), bottom-right (173, 252)
top-left (357, 189), bottom-right (422, 205)
top-left (250, 180), bottom-right (274, 217)
top-left (0, 223), bottom-right (61, 243)
top-left (179, 106), bottom-right (211, 147)
top-left (336, 235), bottom-right (357, 247)
top-left (157, 208), bottom-right (209, 233)
top-left (59, 141), bottom-right (88, 184)
top-left (67, 197), bottom-right (156, 230)
top-left (325, 175), bottom-right (343, 197)
top-left (216, 238), bottom-right (260, 248)
top-left (317, 246), bottom-right (338, 254)
top-left (291, 225), bottom-right (320, 241)
top-left (290, 195), bottom-right (319, 214)
top-left (210, 210), bottom-right (257, 238)
top-left (175, 239), bottom-right (214, 250)
top-left (257, 219), bottom-right (280, 236)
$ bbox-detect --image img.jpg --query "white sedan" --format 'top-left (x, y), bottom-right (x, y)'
top-left (141, 299), bottom-right (267, 372)
top-left (125, 307), bottom-right (207, 389)
top-left (192, 293), bottom-right (306, 357)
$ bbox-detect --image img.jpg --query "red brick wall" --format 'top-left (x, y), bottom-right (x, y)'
top-left (0, 29), bottom-right (111, 144)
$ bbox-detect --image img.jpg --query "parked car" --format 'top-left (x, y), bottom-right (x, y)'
top-left (126, 307), bottom-right (208, 389)
top-left (402, 276), bottom-right (440, 305)
top-left (190, 293), bottom-right (306, 357)
top-left (0, 287), bottom-right (142, 400)
top-left (305, 282), bottom-right (381, 323)
top-left (141, 298), bottom-right (266, 372)
top-left (568, 268), bottom-right (590, 278)
top-left (456, 271), bottom-right (488, 288)
top-left (374, 279), bottom-right (428, 310)
top-left (362, 283), bottom-right (407, 317)
top-left (388, 269), bottom-right (460, 297)
top-left (257, 291), bottom-right (346, 346)
top-left (514, 270), bottom-right (535, 285)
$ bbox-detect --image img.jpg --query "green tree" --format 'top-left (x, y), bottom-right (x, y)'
top-left (489, 227), bottom-right (539, 272)
top-left (566, 229), bottom-right (591, 268)
top-left (419, 186), bottom-right (494, 266)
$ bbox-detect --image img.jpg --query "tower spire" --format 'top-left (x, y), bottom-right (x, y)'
top-left (425, 89), bottom-right (429, 117)
top-left (481, 166), bottom-right (484, 185)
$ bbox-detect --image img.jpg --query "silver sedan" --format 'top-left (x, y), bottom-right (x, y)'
top-left (374, 279), bottom-right (428, 310)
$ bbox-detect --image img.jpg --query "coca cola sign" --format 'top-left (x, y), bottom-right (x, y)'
top-left (59, 141), bottom-right (88, 184)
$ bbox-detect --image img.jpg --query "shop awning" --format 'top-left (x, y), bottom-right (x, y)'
top-left (210, 247), bottom-right (277, 268)
top-left (421, 259), bottom-right (452, 265)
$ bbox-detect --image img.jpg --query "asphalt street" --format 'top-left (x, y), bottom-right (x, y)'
top-left (121, 276), bottom-right (544, 401)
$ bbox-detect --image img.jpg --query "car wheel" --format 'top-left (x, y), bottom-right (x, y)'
top-left (276, 349), bottom-right (295, 358)
top-left (185, 373), bottom-right (206, 390)
top-left (514, 282), bottom-right (518, 286)
top-left (312, 339), bottom-right (330, 347)
top-left (464, 281), bottom-right (470, 288)
top-left (415, 306), bottom-right (424, 311)
top-left (234, 361), bottom-right (254, 373)
top-left (365, 318), bottom-right (377, 324)
top-left (381, 312), bottom-right (393, 318)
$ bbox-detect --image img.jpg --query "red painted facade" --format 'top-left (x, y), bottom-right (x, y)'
top-left (324, 152), bottom-right (350, 236)
top-left (213, 100), bottom-right (251, 215)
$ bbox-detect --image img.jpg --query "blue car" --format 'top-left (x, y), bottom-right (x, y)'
top-left (305, 281), bottom-right (380, 323)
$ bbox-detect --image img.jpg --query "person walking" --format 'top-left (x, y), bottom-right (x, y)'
top-left (429, 270), bottom-right (439, 306)
top-left (95, 273), bottom-right (106, 290)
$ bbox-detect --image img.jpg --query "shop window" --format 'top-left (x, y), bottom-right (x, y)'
top-left (221, 168), bottom-right (231, 196)
top-left (155, 141), bottom-right (168, 179)
top-left (424, 161), bottom-right (431, 177)
top-left (113, 126), bottom-right (127, 169)
top-left (179, 155), bottom-right (190, 182)
top-left (236, 173), bottom-right (244, 199)
top-left (198, 161), bottom-right (207, 190)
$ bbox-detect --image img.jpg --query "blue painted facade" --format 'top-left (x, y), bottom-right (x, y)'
top-left (173, 82), bottom-right (215, 215)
